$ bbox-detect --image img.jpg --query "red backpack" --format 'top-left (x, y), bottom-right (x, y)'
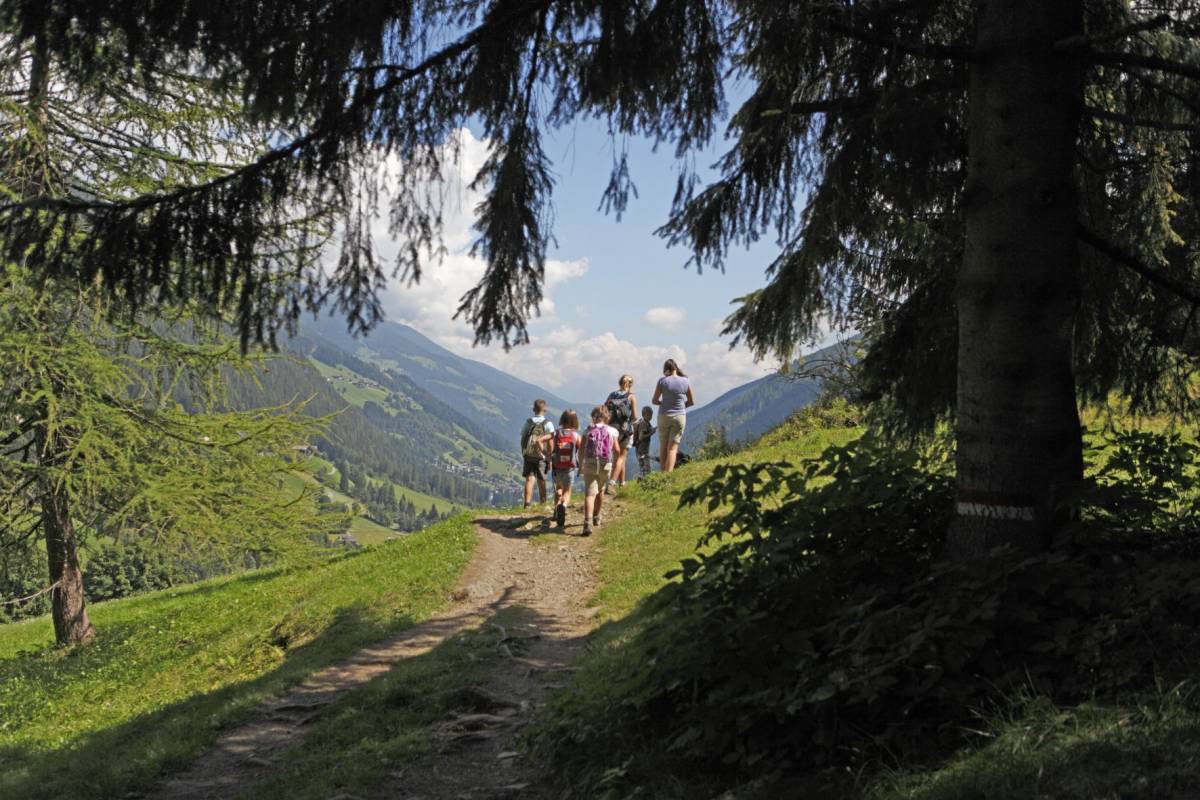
top-left (553, 429), bottom-right (578, 470)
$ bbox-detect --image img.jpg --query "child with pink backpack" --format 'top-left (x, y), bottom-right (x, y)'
top-left (579, 405), bottom-right (620, 536)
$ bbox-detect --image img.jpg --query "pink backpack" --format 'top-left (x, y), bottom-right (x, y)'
top-left (583, 424), bottom-right (613, 462)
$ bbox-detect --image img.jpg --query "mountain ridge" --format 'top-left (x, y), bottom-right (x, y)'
top-left (680, 340), bottom-right (854, 451)
top-left (304, 315), bottom-right (582, 433)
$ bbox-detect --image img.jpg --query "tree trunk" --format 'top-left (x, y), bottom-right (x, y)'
top-left (34, 408), bottom-right (94, 646)
top-left (42, 472), bottom-right (94, 646)
top-left (949, 0), bottom-right (1085, 559)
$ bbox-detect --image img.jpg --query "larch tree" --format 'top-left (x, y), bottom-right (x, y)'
top-left (0, 28), bottom-right (337, 645)
top-left (2, 1), bottom-right (1199, 558)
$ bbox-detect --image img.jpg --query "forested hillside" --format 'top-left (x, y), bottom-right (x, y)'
top-left (304, 316), bottom-right (580, 432)
top-left (220, 343), bottom-right (512, 511)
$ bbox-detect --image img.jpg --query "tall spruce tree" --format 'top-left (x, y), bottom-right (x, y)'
top-left (0, 28), bottom-right (336, 644)
top-left (2, 1), bottom-right (1199, 557)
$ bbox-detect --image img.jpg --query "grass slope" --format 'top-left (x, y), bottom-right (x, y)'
top-left (0, 515), bottom-right (477, 800)
top-left (276, 469), bottom-right (396, 544)
top-left (542, 406), bottom-right (1200, 799)
top-left (347, 515), bottom-right (401, 544)
top-left (591, 418), bottom-right (859, 622)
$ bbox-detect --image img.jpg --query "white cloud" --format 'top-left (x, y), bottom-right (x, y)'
top-left (348, 128), bottom-right (775, 404)
top-left (688, 341), bottom-right (779, 402)
top-left (479, 327), bottom-right (685, 403)
top-left (471, 328), bottom-right (772, 406)
top-left (367, 129), bottom-right (588, 349)
top-left (643, 306), bottom-right (688, 332)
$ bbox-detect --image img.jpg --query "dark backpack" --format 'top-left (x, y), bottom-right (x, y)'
top-left (605, 391), bottom-right (634, 434)
top-left (523, 417), bottom-right (550, 459)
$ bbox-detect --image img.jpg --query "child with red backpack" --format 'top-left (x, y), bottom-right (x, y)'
top-left (535, 409), bottom-right (581, 529)
top-left (579, 405), bottom-right (620, 536)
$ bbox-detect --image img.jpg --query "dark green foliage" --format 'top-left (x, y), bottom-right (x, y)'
top-left (538, 429), bottom-right (1200, 796)
top-left (83, 541), bottom-right (181, 603)
top-left (1087, 428), bottom-right (1200, 537)
top-left (220, 351), bottom-right (496, 508)
top-left (691, 424), bottom-right (738, 461)
top-left (0, 541), bottom-right (49, 622)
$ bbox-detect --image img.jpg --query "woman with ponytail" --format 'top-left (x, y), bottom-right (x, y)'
top-left (651, 359), bottom-right (694, 472)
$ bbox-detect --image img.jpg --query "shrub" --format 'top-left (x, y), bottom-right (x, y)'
top-left (84, 540), bottom-right (183, 602)
top-left (537, 429), bottom-right (1200, 797)
top-left (693, 424), bottom-right (739, 460)
top-left (756, 397), bottom-right (863, 447)
top-left (1086, 428), bottom-right (1200, 538)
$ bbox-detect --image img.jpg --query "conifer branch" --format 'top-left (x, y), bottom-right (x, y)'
top-left (1088, 50), bottom-right (1200, 82)
top-left (821, 21), bottom-right (976, 63)
top-left (1084, 104), bottom-right (1198, 132)
top-left (1124, 71), bottom-right (1200, 116)
top-left (1078, 224), bottom-right (1200, 306)
top-left (0, 2), bottom-right (551, 217)
top-left (784, 77), bottom-right (962, 117)
top-left (1054, 13), bottom-right (1173, 51)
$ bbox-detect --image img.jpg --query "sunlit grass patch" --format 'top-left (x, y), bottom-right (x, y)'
top-left (0, 515), bottom-right (477, 800)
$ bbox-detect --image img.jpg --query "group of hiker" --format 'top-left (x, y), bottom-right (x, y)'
top-left (519, 359), bottom-right (696, 535)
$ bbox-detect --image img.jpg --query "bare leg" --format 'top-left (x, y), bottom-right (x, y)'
top-left (523, 473), bottom-right (535, 506)
top-left (536, 476), bottom-right (547, 504)
top-left (664, 442), bottom-right (679, 472)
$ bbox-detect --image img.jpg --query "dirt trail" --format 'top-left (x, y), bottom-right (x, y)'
top-left (149, 506), bottom-right (605, 800)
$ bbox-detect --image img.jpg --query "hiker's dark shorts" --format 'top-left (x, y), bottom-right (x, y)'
top-left (522, 457), bottom-right (546, 478)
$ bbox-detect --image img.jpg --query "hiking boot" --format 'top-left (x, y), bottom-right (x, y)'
top-left (592, 513), bottom-right (601, 527)
top-left (555, 503), bottom-right (566, 528)
top-left (581, 523), bottom-right (592, 537)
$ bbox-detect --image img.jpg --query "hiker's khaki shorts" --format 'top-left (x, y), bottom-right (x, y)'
top-left (659, 413), bottom-right (686, 444)
top-left (581, 460), bottom-right (612, 496)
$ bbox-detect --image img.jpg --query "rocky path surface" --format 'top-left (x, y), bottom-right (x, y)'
top-left (148, 507), bottom-right (604, 800)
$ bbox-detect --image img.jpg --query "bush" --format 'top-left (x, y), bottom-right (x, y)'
top-left (1086, 428), bottom-right (1200, 538)
top-left (537, 429), bottom-right (1200, 797)
top-left (693, 424), bottom-right (739, 460)
top-left (84, 540), bottom-right (183, 602)
top-left (756, 397), bottom-right (863, 447)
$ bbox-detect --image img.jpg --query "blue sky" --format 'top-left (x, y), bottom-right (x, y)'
top-left (373, 114), bottom-right (830, 405)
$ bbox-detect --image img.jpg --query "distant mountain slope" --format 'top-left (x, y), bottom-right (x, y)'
top-left (681, 341), bottom-right (854, 452)
top-left (305, 315), bottom-right (578, 435)
top-left (222, 352), bottom-right (500, 509)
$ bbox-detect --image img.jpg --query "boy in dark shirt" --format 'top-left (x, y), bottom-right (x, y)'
top-left (632, 406), bottom-right (656, 475)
